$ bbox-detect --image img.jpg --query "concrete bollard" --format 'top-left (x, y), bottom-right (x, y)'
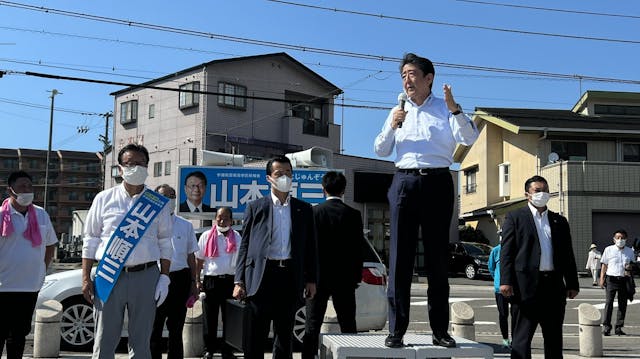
top-left (578, 303), bottom-right (603, 357)
top-left (33, 299), bottom-right (63, 358)
top-left (320, 301), bottom-right (340, 334)
top-left (183, 299), bottom-right (204, 357)
top-left (450, 302), bottom-right (475, 341)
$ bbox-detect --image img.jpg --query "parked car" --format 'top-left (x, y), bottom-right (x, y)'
top-left (448, 242), bottom-right (492, 280)
top-left (37, 237), bottom-right (387, 350)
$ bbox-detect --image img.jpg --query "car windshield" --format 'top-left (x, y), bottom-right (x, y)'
top-left (463, 243), bottom-right (493, 256)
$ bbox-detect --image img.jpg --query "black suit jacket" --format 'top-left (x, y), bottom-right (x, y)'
top-left (179, 201), bottom-right (214, 212)
top-left (500, 205), bottom-right (579, 302)
top-left (313, 198), bottom-right (364, 288)
top-left (235, 195), bottom-right (318, 297)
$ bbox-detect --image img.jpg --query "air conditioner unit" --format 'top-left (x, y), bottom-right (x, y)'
top-left (285, 146), bottom-right (333, 168)
top-left (200, 150), bottom-right (245, 167)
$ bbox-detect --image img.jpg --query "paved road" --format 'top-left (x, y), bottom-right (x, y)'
top-left (408, 274), bottom-right (640, 358)
top-left (7, 273), bottom-right (639, 358)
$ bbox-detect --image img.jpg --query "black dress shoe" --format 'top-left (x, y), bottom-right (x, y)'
top-left (433, 332), bottom-right (456, 348)
top-left (615, 328), bottom-right (626, 335)
top-left (384, 335), bottom-right (404, 348)
top-left (603, 329), bottom-right (611, 336)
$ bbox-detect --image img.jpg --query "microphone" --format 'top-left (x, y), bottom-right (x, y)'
top-left (397, 92), bottom-right (407, 128)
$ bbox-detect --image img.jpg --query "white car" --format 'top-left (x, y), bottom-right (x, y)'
top-left (37, 238), bottom-right (387, 350)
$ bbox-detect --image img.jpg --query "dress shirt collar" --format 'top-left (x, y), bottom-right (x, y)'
top-left (185, 199), bottom-right (203, 212)
top-left (407, 92), bottom-right (434, 108)
top-left (270, 191), bottom-right (290, 206)
top-left (325, 196), bottom-right (343, 202)
top-left (527, 201), bottom-right (548, 218)
top-left (118, 183), bottom-right (147, 199)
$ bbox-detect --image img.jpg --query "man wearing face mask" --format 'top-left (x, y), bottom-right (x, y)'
top-left (150, 184), bottom-right (199, 359)
top-left (82, 144), bottom-right (173, 359)
top-left (233, 155), bottom-right (317, 359)
top-left (500, 175), bottom-right (579, 359)
top-left (599, 229), bottom-right (635, 336)
top-left (0, 171), bottom-right (58, 359)
top-left (196, 207), bottom-right (240, 359)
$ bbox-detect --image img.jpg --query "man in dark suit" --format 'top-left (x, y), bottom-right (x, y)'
top-left (233, 156), bottom-right (318, 359)
top-left (500, 175), bottom-right (579, 359)
top-left (302, 171), bottom-right (363, 359)
top-left (179, 170), bottom-right (214, 213)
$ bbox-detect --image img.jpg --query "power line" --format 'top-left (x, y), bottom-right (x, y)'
top-left (453, 0), bottom-right (640, 20)
top-left (267, 0), bottom-right (640, 45)
top-left (2, 0), bottom-right (639, 82)
top-left (0, 96), bottom-right (103, 116)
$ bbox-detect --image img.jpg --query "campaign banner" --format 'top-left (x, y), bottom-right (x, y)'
top-left (94, 189), bottom-right (168, 303)
top-left (177, 166), bottom-right (331, 219)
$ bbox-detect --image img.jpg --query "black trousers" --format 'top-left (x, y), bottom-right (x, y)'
top-left (603, 275), bottom-right (629, 330)
top-left (0, 291), bottom-right (38, 359)
top-left (302, 283), bottom-right (356, 359)
top-left (201, 274), bottom-right (234, 354)
top-left (387, 171), bottom-right (453, 337)
top-left (494, 292), bottom-right (510, 340)
top-left (150, 268), bottom-right (191, 359)
top-left (511, 272), bottom-right (566, 359)
top-left (245, 263), bottom-right (296, 359)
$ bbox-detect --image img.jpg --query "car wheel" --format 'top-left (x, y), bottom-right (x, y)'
top-left (292, 305), bottom-right (306, 349)
top-left (464, 264), bottom-right (477, 280)
top-left (60, 296), bottom-right (95, 351)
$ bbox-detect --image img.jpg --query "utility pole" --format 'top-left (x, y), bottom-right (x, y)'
top-left (44, 89), bottom-right (61, 211)
top-left (98, 112), bottom-right (112, 190)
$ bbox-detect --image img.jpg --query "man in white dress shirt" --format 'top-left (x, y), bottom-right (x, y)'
top-left (150, 184), bottom-right (199, 359)
top-left (82, 144), bottom-right (173, 359)
top-left (600, 229), bottom-right (636, 336)
top-left (374, 52), bottom-right (478, 348)
top-left (196, 206), bottom-right (239, 359)
top-left (0, 170), bottom-right (58, 359)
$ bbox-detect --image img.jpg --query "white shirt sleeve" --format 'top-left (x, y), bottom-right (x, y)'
top-left (374, 110), bottom-right (396, 157)
top-left (157, 205), bottom-right (174, 260)
top-left (450, 112), bottom-right (479, 146)
top-left (82, 191), bottom-right (105, 259)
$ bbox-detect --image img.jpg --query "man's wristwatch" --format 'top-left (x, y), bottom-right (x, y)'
top-left (451, 104), bottom-right (462, 115)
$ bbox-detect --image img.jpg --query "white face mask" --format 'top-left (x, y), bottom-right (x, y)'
top-left (530, 191), bottom-right (550, 207)
top-left (615, 238), bottom-right (626, 248)
top-left (217, 226), bottom-right (230, 233)
top-left (13, 191), bottom-right (34, 207)
top-left (167, 199), bottom-right (176, 213)
top-left (121, 165), bottom-right (148, 186)
top-left (272, 175), bottom-right (292, 193)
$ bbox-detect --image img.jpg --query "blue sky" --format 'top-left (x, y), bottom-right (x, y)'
top-left (1, 0), bottom-right (638, 160)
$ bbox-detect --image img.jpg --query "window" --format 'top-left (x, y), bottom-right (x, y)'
top-left (464, 166), bottom-right (478, 194)
top-left (120, 100), bottom-right (138, 125)
top-left (290, 103), bottom-right (327, 137)
top-left (594, 104), bottom-right (640, 116)
top-left (2, 158), bottom-right (18, 169)
top-left (149, 104), bottom-right (155, 119)
top-left (623, 143), bottom-right (640, 162)
top-left (68, 191), bottom-right (79, 201)
top-left (111, 165), bottom-right (121, 178)
top-left (179, 82), bottom-right (200, 109)
top-left (153, 162), bottom-right (162, 177)
top-left (84, 191), bottom-right (96, 201)
top-left (550, 141), bottom-right (587, 161)
top-left (217, 82), bottom-right (246, 110)
top-left (164, 161), bottom-right (171, 175)
top-left (498, 163), bottom-right (510, 197)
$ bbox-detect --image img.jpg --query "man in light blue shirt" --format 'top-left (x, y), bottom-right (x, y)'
top-left (374, 52), bottom-right (478, 348)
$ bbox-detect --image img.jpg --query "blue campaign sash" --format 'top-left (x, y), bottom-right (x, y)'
top-left (94, 188), bottom-right (168, 303)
